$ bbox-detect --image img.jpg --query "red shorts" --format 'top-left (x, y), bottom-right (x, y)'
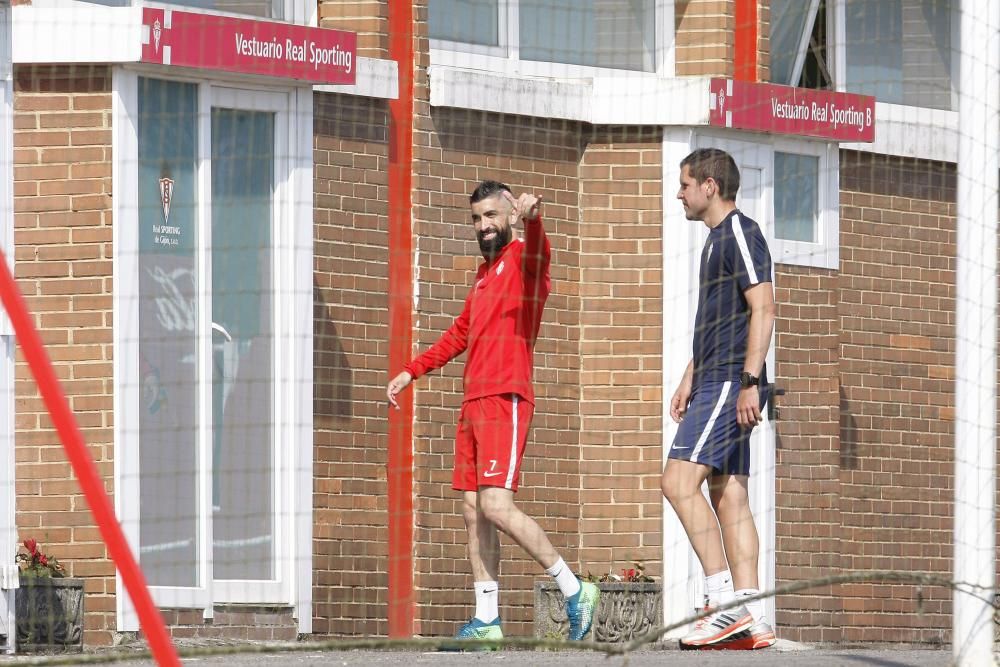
top-left (453, 394), bottom-right (534, 492)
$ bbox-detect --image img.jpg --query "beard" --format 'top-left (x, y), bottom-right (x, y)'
top-left (477, 226), bottom-right (512, 258)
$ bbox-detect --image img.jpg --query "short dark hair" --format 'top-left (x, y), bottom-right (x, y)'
top-left (470, 180), bottom-right (512, 204)
top-left (680, 148), bottom-right (740, 201)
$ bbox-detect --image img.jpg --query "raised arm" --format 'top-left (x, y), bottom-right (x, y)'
top-left (504, 191), bottom-right (550, 278)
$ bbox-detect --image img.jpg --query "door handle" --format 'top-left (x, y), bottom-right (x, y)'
top-left (212, 322), bottom-right (233, 341)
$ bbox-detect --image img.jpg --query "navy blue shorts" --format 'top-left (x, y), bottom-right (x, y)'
top-left (668, 381), bottom-right (770, 476)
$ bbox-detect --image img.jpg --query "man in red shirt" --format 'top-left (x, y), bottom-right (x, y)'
top-left (387, 180), bottom-right (599, 645)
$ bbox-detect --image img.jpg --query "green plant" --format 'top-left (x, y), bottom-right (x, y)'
top-left (586, 561), bottom-right (655, 584)
top-left (16, 539), bottom-right (66, 579)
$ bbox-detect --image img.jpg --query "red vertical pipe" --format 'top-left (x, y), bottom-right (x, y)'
top-left (387, 0), bottom-right (415, 639)
top-left (0, 253), bottom-right (180, 666)
top-left (734, 0), bottom-right (758, 81)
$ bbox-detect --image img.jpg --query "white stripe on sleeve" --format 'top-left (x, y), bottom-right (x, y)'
top-left (730, 214), bottom-right (759, 285)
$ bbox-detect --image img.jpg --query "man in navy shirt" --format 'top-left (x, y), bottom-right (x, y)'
top-left (661, 148), bottom-right (777, 650)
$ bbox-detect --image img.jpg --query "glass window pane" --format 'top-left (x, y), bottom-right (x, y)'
top-left (137, 77), bottom-right (200, 588)
top-left (430, 0), bottom-right (500, 46)
top-left (774, 152), bottom-right (819, 243)
top-left (769, 0), bottom-right (813, 85)
top-left (845, 0), bottom-right (953, 109)
top-left (520, 0), bottom-right (655, 71)
top-left (211, 108), bottom-right (275, 581)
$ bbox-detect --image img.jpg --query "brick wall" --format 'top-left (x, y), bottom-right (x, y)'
top-left (772, 153), bottom-right (958, 644)
top-left (312, 91), bottom-right (391, 637)
top-left (318, 0), bottom-right (387, 59)
top-left (757, 0), bottom-right (770, 81)
top-left (406, 0), bottom-right (667, 637)
top-left (675, 0), bottom-right (734, 77)
top-left (835, 151), bottom-right (955, 643)
top-left (773, 265), bottom-right (842, 643)
top-left (412, 107), bottom-right (586, 638)
top-left (12, 64), bottom-right (115, 646)
top-left (578, 128), bottom-right (663, 580)
top-left (160, 606), bottom-right (296, 641)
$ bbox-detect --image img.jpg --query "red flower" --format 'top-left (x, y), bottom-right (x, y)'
top-left (38, 554), bottom-right (48, 566)
top-left (23, 539), bottom-right (37, 555)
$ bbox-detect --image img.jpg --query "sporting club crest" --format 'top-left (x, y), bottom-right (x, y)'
top-left (153, 19), bottom-right (162, 54)
top-left (159, 177), bottom-right (174, 224)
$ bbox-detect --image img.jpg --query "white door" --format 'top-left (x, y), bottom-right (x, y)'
top-left (661, 131), bottom-right (777, 633)
top-left (115, 75), bottom-right (314, 630)
top-left (703, 137), bottom-right (777, 627)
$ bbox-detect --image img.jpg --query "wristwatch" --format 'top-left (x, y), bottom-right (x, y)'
top-left (739, 371), bottom-right (759, 388)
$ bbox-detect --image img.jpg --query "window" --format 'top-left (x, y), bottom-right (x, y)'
top-left (774, 152), bottom-right (819, 243)
top-left (842, 0), bottom-right (954, 109)
top-left (115, 73), bottom-right (314, 623)
top-left (430, 0), bottom-right (657, 73)
top-left (429, 0), bottom-right (500, 47)
top-left (136, 78), bottom-right (200, 587)
top-left (770, 140), bottom-right (838, 269)
top-left (769, 0), bottom-right (830, 89)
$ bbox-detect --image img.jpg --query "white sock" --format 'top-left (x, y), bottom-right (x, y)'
top-left (705, 570), bottom-right (735, 608)
top-left (545, 558), bottom-right (581, 598)
top-left (474, 581), bottom-right (499, 622)
top-left (736, 588), bottom-right (766, 625)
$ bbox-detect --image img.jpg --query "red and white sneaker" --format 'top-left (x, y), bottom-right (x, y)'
top-left (685, 621), bottom-right (777, 650)
top-left (678, 606), bottom-right (753, 648)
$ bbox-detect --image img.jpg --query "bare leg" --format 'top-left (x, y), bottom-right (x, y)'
top-left (463, 490), bottom-right (500, 581)
top-left (709, 474), bottom-right (759, 590)
top-left (476, 487), bottom-right (559, 569)
top-left (661, 459), bottom-right (729, 575)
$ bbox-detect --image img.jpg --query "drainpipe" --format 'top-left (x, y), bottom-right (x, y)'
top-left (734, 0), bottom-right (758, 81)
top-left (387, 0), bottom-right (415, 640)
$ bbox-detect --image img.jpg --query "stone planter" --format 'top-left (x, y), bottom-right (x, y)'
top-left (15, 577), bottom-right (84, 653)
top-left (534, 581), bottom-right (661, 643)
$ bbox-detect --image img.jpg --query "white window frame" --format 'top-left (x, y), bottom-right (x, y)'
top-left (830, 0), bottom-right (959, 111)
top-left (430, 0), bottom-right (674, 78)
top-left (0, 1), bottom-right (15, 651)
top-left (22, 0), bottom-right (315, 26)
top-left (771, 137), bottom-right (839, 270)
top-left (113, 67), bottom-right (313, 631)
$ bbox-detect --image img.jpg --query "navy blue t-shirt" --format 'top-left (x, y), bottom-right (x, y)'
top-left (692, 209), bottom-right (773, 387)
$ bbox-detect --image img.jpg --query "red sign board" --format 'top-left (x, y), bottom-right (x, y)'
top-left (140, 8), bottom-right (356, 85)
top-left (710, 78), bottom-right (875, 142)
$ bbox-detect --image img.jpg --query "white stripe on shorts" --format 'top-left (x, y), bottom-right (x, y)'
top-left (504, 394), bottom-right (519, 489)
top-left (690, 381), bottom-right (733, 464)
top-left (730, 214), bottom-right (758, 284)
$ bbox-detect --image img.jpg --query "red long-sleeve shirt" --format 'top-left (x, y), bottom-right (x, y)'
top-left (404, 217), bottom-right (551, 404)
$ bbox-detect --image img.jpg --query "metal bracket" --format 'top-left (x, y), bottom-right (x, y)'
top-left (767, 387), bottom-right (786, 421)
